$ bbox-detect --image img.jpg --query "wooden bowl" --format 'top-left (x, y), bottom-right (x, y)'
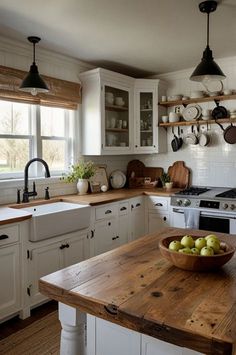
top-left (159, 235), bottom-right (235, 272)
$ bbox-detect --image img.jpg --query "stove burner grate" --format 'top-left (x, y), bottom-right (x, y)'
top-left (215, 188), bottom-right (236, 198)
top-left (176, 187), bottom-right (210, 196)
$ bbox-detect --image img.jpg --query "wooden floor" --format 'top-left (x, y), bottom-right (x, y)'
top-left (0, 301), bottom-right (58, 340)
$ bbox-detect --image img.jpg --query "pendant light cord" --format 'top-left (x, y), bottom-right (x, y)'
top-left (207, 12), bottom-right (210, 47)
top-left (33, 42), bottom-right (36, 65)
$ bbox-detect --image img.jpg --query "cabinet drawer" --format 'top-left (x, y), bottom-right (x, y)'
top-left (95, 205), bottom-right (117, 220)
top-left (147, 196), bottom-right (169, 211)
top-left (118, 202), bottom-right (129, 216)
top-left (0, 224), bottom-right (19, 246)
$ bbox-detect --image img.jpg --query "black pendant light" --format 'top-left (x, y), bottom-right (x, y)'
top-left (19, 36), bottom-right (49, 96)
top-left (190, 1), bottom-right (226, 82)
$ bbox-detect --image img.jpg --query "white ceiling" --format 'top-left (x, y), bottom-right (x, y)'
top-left (0, 0), bottom-right (235, 77)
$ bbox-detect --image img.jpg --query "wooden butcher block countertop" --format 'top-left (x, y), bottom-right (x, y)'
top-left (39, 227), bottom-right (236, 355)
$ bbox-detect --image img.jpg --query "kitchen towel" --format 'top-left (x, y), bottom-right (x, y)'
top-left (184, 209), bottom-right (200, 229)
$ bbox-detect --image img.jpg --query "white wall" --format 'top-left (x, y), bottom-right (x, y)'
top-left (138, 56), bottom-right (236, 188)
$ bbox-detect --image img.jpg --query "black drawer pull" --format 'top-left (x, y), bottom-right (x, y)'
top-left (163, 217), bottom-right (167, 221)
top-left (60, 244), bottom-right (65, 250)
top-left (155, 203), bottom-right (163, 206)
top-left (108, 222), bottom-right (111, 226)
top-left (105, 210), bottom-right (112, 214)
top-left (136, 203), bottom-right (141, 207)
top-left (112, 237), bottom-right (116, 240)
top-left (0, 234), bottom-right (9, 240)
top-left (120, 206), bottom-right (127, 211)
top-left (65, 243), bottom-right (69, 248)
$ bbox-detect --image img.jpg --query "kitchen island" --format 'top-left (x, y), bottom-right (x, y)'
top-left (39, 227), bottom-right (236, 355)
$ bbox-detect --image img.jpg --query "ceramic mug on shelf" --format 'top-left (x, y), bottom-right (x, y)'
top-left (110, 117), bottom-right (116, 128)
top-left (169, 112), bottom-right (180, 123)
top-left (161, 115), bottom-right (169, 123)
top-left (115, 97), bottom-right (125, 106)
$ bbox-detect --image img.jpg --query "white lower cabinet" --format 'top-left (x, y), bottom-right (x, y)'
top-left (130, 196), bottom-right (145, 240)
top-left (92, 201), bottom-right (130, 256)
top-left (0, 223), bottom-right (21, 321)
top-left (87, 315), bottom-right (141, 355)
top-left (26, 230), bottom-right (88, 307)
top-left (0, 244), bottom-right (20, 320)
top-left (146, 196), bottom-right (171, 234)
top-left (87, 316), bottom-right (202, 355)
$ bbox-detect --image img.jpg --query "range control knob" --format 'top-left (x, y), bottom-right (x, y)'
top-left (230, 204), bottom-right (235, 210)
top-left (183, 199), bottom-right (191, 207)
top-left (176, 199), bottom-right (182, 206)
top-left (222, 203), bottom-right (228, 210)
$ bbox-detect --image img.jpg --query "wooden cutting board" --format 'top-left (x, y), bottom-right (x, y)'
top-left (167, 161), bottom-right (190, 188)
top-left (127, 160), bottom-right (163, 188)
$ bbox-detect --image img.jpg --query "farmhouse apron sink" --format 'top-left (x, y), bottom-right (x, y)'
top-left (15, 202), bottom-right (91, 242)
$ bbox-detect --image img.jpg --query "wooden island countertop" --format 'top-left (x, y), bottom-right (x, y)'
top-left (39, 227), bottom-right (236, 355)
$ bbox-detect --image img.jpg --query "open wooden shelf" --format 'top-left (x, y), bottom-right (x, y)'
top-left (106, 128), bottom-right (129, 132)
top-left (159, 117), bottom-right (235, 127)
top-left (158, 94), bottom-right (236, 107)
top-left (105, 104), bottom-right (128, 111)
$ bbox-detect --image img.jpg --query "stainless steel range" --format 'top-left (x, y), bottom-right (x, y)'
top-left (170, 186), bottom-right (236, 234)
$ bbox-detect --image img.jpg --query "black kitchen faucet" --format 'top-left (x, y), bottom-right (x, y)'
top-left (22, 158), bottom-right (50, 203)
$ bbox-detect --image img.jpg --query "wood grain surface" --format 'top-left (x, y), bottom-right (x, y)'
top-left (168, 161), bottom-right (190, 188)
top-left (39, 227), bottom-right (236, 355)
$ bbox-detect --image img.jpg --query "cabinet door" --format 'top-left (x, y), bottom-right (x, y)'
top-left (29, 242), bottom-right (63, 304)
top-left (130, 198), bottom-right (145, 240)
top-left (103, 83), bottom-right (132, 153)
top-left (142, 334), bottom-right (202, 355)
top-left (94, 218), bottom-right (118, 255)
top-left (63, 231), bottom-right (88, 268)
top-left (0, 244), bottom-right (20, 320)
top-left (117, 213), bottom-right (129, 247)
top-left (148, 212), bottom-right (170, 234)
top-left (89, 316), bottom-right (141, 355)
top-left (135, 89), bottom-right (157, 152)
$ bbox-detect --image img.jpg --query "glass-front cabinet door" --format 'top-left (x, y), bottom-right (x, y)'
top-left (102, 84), bottom-right (132, 152)
top-left (134, 87), bottom-right (157, 152)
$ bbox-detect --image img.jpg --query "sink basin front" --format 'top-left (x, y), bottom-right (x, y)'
top-left (19, 202), bottom-right (91, 242)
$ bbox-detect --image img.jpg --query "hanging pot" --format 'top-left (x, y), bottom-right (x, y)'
top-left (171, 126), bottom-right (180, 152)
top-left (177, 126), bottom-right (183, 149)
top-left (199, 123), bottom-right (211, 147)
top-left (215, 120), bottom-right (236, 144)
top-left (212, 101), bottom-right (228, 119)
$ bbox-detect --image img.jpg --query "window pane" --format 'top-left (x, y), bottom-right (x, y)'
top-left (41, 107), bottom-right (65, 137)
top-left (0, 101), bottom-right (29, 135)
top-left (42, 140), bottom-right (65, 170)
top-left (0, 139), bottom-right (29, 172)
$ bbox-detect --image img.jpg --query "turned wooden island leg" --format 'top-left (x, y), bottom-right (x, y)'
top-left (59, 302), bottom-right (86, 355)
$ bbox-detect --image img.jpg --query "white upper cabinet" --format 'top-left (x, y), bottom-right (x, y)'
top-left (134, 79), bottom-right (167, 154)
top-left (80, 68), bottom-right (134, 155)
top-left (79, 68), bottom-right (167, 155)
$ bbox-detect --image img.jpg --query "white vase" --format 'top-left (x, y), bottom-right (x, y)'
top-left (77, 179), bottom-right (89, 195)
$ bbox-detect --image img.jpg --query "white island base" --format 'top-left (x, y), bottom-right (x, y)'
top-left (59, 303), bottom-right (202, 355)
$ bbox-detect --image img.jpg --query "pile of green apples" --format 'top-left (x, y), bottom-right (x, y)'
top-left (168, 234), bottom-right (227, 256)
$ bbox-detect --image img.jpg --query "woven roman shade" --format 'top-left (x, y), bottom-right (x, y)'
top-left (0, 65), bottom-right (81, 110)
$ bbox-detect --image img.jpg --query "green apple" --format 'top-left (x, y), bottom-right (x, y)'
top-left (191, 247), bottom-right (200, 255)
top-left (169, 240), bottom-right (182, 252)
top-left (206, 238), bottom-right (220, 253)
top-left (200, 246), bottom-right (214, 256)
top-left (195, 238), bottom-right (206, 250)
top-left (181, 235), bottom-right (195, 248)
top-left (179, 247), bottom-right (192, 254)
top-left (205, 234), bottom-right (219, 242)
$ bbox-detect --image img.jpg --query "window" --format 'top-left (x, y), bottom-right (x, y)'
top-left (0, 100), bottom-right (76, 179)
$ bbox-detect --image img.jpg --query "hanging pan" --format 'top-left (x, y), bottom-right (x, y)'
top-left (215, 119), bottom-right (236, 144)
top-left (171, 126), bottom-right (180, 152)
top-left (212, 101), bottom-right (228, 119)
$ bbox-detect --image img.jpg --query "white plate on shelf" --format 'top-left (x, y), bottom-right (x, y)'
top-left (109, 170), bottom-right (126, 189)
top-left (182, 104), bottom-right (202, 121)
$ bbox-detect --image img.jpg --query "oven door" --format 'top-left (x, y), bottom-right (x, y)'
top-left (171, 208), bottom-right (236, 234)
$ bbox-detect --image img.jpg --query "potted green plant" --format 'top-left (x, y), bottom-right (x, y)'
top-left (160, 172), bottom-right (173, 190)
top-left (62, 160), bottom-right (96, 195)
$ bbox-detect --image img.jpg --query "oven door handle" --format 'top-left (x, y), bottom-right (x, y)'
top-left (172, 208), bottom-right (184, 214)
top-left (200, 212), bottom-right (236, 219)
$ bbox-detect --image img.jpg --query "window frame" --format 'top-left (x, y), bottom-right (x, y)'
top-left (0, 100), bottom-right (76, 180)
